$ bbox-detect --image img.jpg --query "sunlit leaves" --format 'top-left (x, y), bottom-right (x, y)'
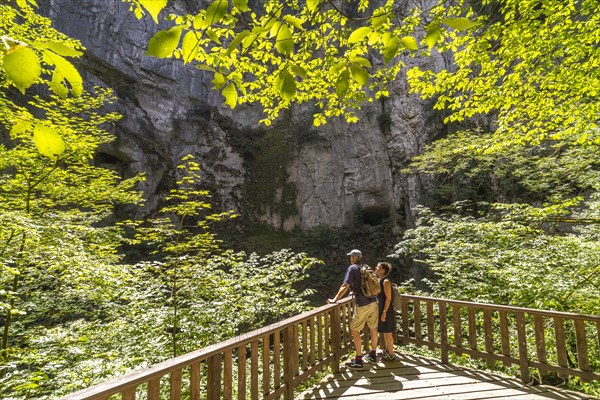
top-left (400, 35), bottom-right (418, 51)
top-left (139, 0), bottom-right (168, 24)
top-left (443, 17), bottom-right (478, 31)
top-left (222, 82), bottom-right (237, 108)
top-left (232, 0), bottom-right (250, 12)
top-left (43, 50), bottom-right (83, 97)
top-left (181, 31), bottom-right (200, 63)
top-left (32, 124), bottom-right (65, 159)
top-left (275, 24), bottom-right (293, 56)
top-left (350, 63), bottom-right (368, 85)
top-left (382, 36), bottom-right (399, 63)
top-left (425, 25), bottom-right (441, 49)
top-left (275, 69), bottom-right (296, 100)
top-left (206, 0), bottom-right (229, 26)
top-left (3, 45), bottom-right (41, 94)
top-left (348, 27), bottom-right (372, 44)
top-left (146, 26), bottom-right (183, 58)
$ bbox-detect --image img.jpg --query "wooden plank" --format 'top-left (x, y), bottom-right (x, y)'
top-left (122, 386), bottom-right (136, 400)
top-left (426, 301), bottom-right (435, 346)
top-left (309, 317), bottom-right (316, 366)
top-left (452, 304), bottom-right (462, 353)
top-left (499, 310), bottom-right (511, 366)
top-left (414, 299), bottom-right (421, 340)
top-left (147, 377), bottom-right (160, 400)
top-left (324, 311), bottom-right (330, 356)
top-left (401, 296), bottom-right (409, 345)
top-left (302, 319), bottom-right (308, 371)
top-left (251, 340), bottom-right (259, 400)
top-left (207, 354), bottom-right (221, 400)
top-left (169, 368), bottom-right (182, 400)
top-left (331, 306), bottom-right (341, 373)
top-left (189, 362), bottom-right (200, 400)
top-left (483, 309), bottom-right (493, 354)
top-left (533, 314), bottom-right (547, 374)
top-left (439, 302), bottom-right (448, 364)
top-left (262, 334), bottom-right (270, 396)
top-left (554, 316), bottom-right (568, 378)
top-left (317, 313), bottom-right (323, 361)
top-left (273, 329), bottom-right (281, 389)
top-left (574, 319), bottom-right (590, 371)
top-left (223, 349), bottom-right (233, 400)
top-left (516, 311), bottom-right (530, 383)
top-left (237, 344), bottom-right (247, 400)
top-left (283, 324), bottom-right (298, 400)
top-left (467, 306), bottom-right (477, 352)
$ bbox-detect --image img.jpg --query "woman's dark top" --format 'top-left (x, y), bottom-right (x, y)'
top-left (377, 277), bottom-right (396, 333)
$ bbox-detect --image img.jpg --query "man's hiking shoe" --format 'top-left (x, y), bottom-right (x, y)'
top-left (363, 350), bottom-right (377, 363)
top-left (382, 353), bottom-right (396, 362)
top-left (345, 358), bottom-right (363, 369)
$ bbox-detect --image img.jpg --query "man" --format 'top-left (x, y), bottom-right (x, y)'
top-left (328, 249), bottom-right (379, 369)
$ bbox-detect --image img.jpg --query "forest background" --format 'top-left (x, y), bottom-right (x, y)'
top-left (0, 0), bottom-right (599, 398)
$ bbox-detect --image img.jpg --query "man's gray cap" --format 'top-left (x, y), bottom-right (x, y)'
top-left (346, 249), bottom-right (362, 257)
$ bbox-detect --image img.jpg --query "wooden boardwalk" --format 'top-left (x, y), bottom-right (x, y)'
top-left (297, 353), bottom-right (598, 400)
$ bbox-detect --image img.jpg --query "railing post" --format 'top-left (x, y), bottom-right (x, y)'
top-left (207, 354), bottom-right (222, 400)
top-left (401, 295), bottom-right (409, 346)
top-left (331, 305), bottom-right (341, 373)
top-left (283, 324), bottom-right (298, 400)
top-left (439, 301), bottom-right (448, 364)
top-left (516, 312), bottom-right (530, 383)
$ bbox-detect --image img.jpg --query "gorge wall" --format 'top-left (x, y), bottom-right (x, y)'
top-left (43, 0), bottom-right (447, 232)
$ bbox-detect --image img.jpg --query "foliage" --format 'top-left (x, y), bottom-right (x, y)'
top-left (395, 203), bottom-right (600, 315)
top-left (125, 0), bottom-right (482, 125)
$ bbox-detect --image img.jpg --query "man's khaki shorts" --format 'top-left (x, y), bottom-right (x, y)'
top-left (350, 301), bottom-right (378, 331)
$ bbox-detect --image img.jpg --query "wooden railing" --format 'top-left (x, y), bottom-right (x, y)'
top-left (399, 295), bottom-right (600, 383)
top-left (60, 295), bottom-right (599, 399)
top-left (61, 298), bottom-right (354, 400)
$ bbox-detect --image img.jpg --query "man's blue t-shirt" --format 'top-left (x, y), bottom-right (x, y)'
top-left (344, 263), bottom-right (377, 307)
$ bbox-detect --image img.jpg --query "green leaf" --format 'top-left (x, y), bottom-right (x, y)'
top-left (306, 0), bottom-right (319, 12)
top-left (383, 36), bottom-right (399, 63)
top-left (371, 12), bottom-right (388, 29)
top-left (212, 72), bottom-right (226, 89)
top-left (275, 24), bottom-right (294, 56)
top-left (43, 50), bottom-right (83, 97)
top-left (400, 36), bottom-right (418, 51)
top-left (348, 27), bottom-right (372, 44)
top-left (206, 28), bottom-right (221, 44)
top-left (227, 31), bottom-right (251, 54)
top-left (222, 82), bottom-right (237, 108)
top-left (276, 70), bottom-right (296, 100)
top-left (182, 31), bottom-right (200, 63)
top-left (350, 63), bottom-right (368, 85)
top-left (140, 0), bottom-right (168, 24)
top-left (425, 25), bottom-right (441, 49)
top-left (233, 0), bottom-right (250, 12)
top-left (33, 124), bottom-right (65, 159)
top-left (33, 41), bottom-right (83, 57)
top-left (291, 65), bottom-right (307, 79)
top-left (352, 57), bottom-right (372, 68)
top-left (443, 17), bottom-right (478, 31)
top-left (269, 21), bottom-right (282, 38)
top-left (146, 26), bottom-right (184, 58)
top-left (283, 15), bottom-right (304, 30)
top-left (335, 70), bottom-right (349, 97)
top-left (3, 45), bottom-right (41, 94)
top-left (10, 119), bottom-right (33, 137)
top-left (206, 0), bottom-right (229, 26)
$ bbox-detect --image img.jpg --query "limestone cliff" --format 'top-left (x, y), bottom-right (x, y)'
top-left (43, 0), bottom-right (447, 231)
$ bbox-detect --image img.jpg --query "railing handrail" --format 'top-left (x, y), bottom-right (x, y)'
top-left (60, 297), bottom-right (354, 400)
top-left (402, 294), bottom-right (600, 322)
top-left (60, 294), bottom-right (599, 400)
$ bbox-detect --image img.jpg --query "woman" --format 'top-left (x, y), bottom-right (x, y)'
top-left (375, 262), bottom-right (396, 362)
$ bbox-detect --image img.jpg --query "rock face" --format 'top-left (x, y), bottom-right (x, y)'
top-left (44, 0), bottom-right (446, 231)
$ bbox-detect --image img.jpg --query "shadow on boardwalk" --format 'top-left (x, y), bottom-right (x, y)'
top-left (297, 353), bottom-right (598, 400)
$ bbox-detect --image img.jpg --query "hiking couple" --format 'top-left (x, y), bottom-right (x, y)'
top-left (327, 249), bottom-right (396, 369)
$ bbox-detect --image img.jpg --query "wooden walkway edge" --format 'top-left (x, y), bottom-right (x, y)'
top-left (296, 353), bottom-right (598, 400)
